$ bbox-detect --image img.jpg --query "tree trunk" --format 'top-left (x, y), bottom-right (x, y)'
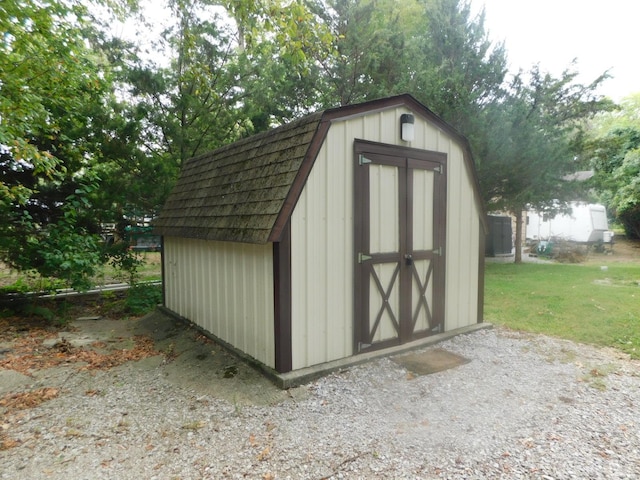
top-left (514, 209), bottom-right (523, 263)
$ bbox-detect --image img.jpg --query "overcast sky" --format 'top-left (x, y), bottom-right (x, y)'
top-left (471, 0), bottom-right (639, 101)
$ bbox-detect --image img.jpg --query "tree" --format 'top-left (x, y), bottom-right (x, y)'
top-left (313, 0), bottom-right (424, 106)
top-left (584, 94), bottom-right (640, 238)
top-left (413, 0), bottom-right (507, 138)
top-left (120, 0), bottom-right (332, 166)
top-left (479, 66), bottom-right (613, 261)
top-left (235, 0), bottom-right (334, 126)
top-left (0, 0), bottom-right (135, 289)
top-left (314, 0), bottom-right (508, 160)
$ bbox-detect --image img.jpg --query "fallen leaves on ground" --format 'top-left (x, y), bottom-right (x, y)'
top-left (0, 298), bottom-right (161, 451)
top-left (0, 387), bottom-right (60, 411)
top-left (0, 435), bottom-right (19, 450)
top-left (0, 329), bottom-right (159, 451)
top-left (0, 387), bottom-right (61, 450)
top-left (0, 334), bottom-right (158, 375)
top-left (0, 317), bottom-right (60, 343)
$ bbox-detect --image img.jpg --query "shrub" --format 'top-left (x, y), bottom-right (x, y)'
top-left (125, 284), bottom-right (162, 315)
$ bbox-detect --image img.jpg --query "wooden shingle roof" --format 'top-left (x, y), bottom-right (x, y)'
top-left (154, 94), bottom-right (486, 244)
top-left (153, 111), bottom-right (326, 244)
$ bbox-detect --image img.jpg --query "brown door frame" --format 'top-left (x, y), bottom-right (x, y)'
top-left (354, 140), bottom-right (447, 353)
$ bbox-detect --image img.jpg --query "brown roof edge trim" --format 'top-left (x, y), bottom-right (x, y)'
top-left (268, 93), bottom-right (488, 239)
top-left (397, 94), bottom-right (489, 234)
top-left (267, 117), bottom-right (332, 242)
top-left (392, 95), bottom-right (488, 234)
top-left (463, 148), bottom-right (490, 234)
top-left (324, 94), bottom-right (487, 228)
top-left (319, 94), bottom-right (463, 143)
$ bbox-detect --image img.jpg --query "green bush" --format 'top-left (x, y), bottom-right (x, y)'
top-left (0, 272), bottom-right (66, 295)
top-left (105, 242), bottom-right (144, 285)
top-left (125, 284), bottom-right (162, 315)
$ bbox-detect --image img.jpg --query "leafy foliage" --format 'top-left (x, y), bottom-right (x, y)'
top-left (106, 242), bottom-right (145, 286)
top-left (0, 0), bottom-right (625, 280)
top-left (125, 284), bottom-right (163, 315)
top-left (312, 0), bottom-right (419, 105)
top-left (585, 94), bottom-right (640, 238)
top-left (414, 0), bottom-right (507, 134)
top-left (478, 66), bottom-right (613, 260)
top-left (0, 0), bottom-right (135, 289)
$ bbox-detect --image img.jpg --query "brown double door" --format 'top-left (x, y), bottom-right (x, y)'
top-left (354, 141), bottom-right (446, 353)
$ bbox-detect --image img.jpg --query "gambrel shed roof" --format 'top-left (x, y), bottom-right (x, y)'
top-left (154, 94), bottom-right (486, 244)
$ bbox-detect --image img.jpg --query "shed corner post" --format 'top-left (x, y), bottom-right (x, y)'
top-left (477, 227), bottom-right (486, 324)
top-left (160, 235), bottom-right (166, 307)
top-left (273, 221), bottom-right (292, 373)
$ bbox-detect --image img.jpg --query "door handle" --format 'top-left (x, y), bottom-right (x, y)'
top-left (404, 254), bottom-right (413, 266)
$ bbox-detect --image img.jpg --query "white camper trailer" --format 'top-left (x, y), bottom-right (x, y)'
top-left (526, 203), bottom-right (613, 244)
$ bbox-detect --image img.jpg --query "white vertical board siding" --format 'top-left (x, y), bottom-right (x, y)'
top-left (411, 121), bottom-right (481, 331)
top-left (163, 236), bottom-right (275, 368)
top-left (290, 107), bottom-right (481, 369)
top-left (413, 169), bottom-right (435, 251)
top-left (412, 169), bottom-right (436, 332)
top-left (445, 143), bottom-right (480, 330)
top-left (369, 164), bottom-right (400, 253)
top-left (369, 164), bottom-right (401, 343)
top-left (289, 117), bottom-right (365, 370)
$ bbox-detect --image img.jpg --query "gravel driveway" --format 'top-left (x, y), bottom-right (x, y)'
top-left (1, 311), bottom-right (639, 479)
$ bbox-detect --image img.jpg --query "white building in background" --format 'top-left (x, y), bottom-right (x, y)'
top-left (526, 202), bottom-right (613, 244)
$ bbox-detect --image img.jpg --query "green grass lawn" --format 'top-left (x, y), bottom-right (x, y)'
top-left (484, 262), bottom-right (640, 358)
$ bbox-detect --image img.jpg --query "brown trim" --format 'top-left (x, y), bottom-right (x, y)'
top-left (477, 230), bottom-right (486, 324)
top-left (160, 236), bottom-right (166, 306)
top-left (273, 221), bottom-right (292, 372)
top-left (353, 141), bottom-right (369, 353)
top-left (354, 140), bottom-right (448, 351)
top-left (322, 94), bottom-right (462, 146)
top-left (357, 139), bottom-right (446, 164)
top-left (268, 118), bottom-right (332, 242)
top-left (158, 94), bottom-right (486, 244)
top-left (323, 94), bottom-right (485, 232)
top-left (269, 94), bottom-right (487, 242)
top-left (399, 163), bottom-right (411, 342)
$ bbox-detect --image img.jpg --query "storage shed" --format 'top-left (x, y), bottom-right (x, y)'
top-left (154, 94), bottom-right (487, 383)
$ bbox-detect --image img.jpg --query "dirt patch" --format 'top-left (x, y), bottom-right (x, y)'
top-left (584, 235), bottom-right (640, 265)
top-left (0, 300), bottom-right (309, 451)
top-left (131, 310), bottom-right (304, 405)
top-left (0, 305), bottom-right (303, 413)
top-left (393, 348), bottom-right (470, 376)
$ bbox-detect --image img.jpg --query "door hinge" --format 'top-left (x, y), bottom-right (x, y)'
top-left (433, 247), bottom-right (442, 256)
top-left (358, 154), bottom-right (372, 165)
top-left (358, 252), bottom-right (373, 263)
top-left (434, 164), bottom-right (443, 174)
